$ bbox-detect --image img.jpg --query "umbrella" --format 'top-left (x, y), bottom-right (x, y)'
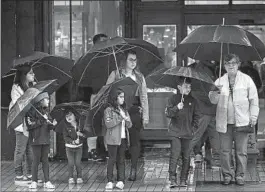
top-left (7, 80), bottom-right (59, 130)
top-left (50, 101), bottom-right (94, 136)
top-left (175, 25), bottom-right (265, 62)
top-left (71, 36), bottom-right (163, 89)
top-left (91, 77), bottom-right (139, 136)
top-left (2, 52), bottom-right (74, 106)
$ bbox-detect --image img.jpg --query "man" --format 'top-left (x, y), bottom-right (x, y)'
top-left (87, 33), bottom-right (108, 162)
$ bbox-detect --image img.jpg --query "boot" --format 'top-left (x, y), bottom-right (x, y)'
top-left (128, 168), bottom-right (136, 181)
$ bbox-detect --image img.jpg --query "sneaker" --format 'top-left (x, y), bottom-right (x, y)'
top-left (222, 177), bottom-right (231, 185)
top-left (179, 180), bottom-right (187, 187)
top-left (23, 175), bottom-right (32, 182)
top-left (68, 178), bottom-right (75, 184)
top-left (195, 154), bottom-right (203, 163)
top-left (115, 181), bottom-right (124, 190)
top-left (77, 178), bottom-right (83, 184)
top-left (105, 182), bottom-right (114, 190)
top-left (169, 180), bottom-right (177, 188)
top-left (29, 181), bottom-right (37, 189)
top-left (44, 181), bottom-right (55, 189)
top-left (15, 175), bottom-right (24, 182)
top-left (236, 178), bottom-right (245, 186)
top-left (87, 152), bottom-right (93, 161)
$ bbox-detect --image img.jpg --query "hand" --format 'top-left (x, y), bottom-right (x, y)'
top-left (177, 102), bottom-right (184, 110)
top-left (216, 84), bottom-right (223, 93)
top-left (138, 106), bottom-right (143, 114)
top-left (43, 114), bottom-right (48, 120)
top-left (77, 131), bottom-right (84, 137)
top-left (75, 138), bottom-right (80, 144)
top-left (250, 119), bottom-right (257, 127)
top-left (52, 119), bottom-right (57, 126)
top-left (142, 119), bottom-right (149, 127)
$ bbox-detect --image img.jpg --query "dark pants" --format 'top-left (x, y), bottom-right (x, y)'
top-left (96, 136), bottom-right (107, 157)
top-left (190, 115), bottom-right (220, 160)
top-left (219, 125), bottom-right (249, 180)
top-left (107, 139), bottom-right (126, 182)
top-left (14, 131), bottom-right (33, 177)
top-left (169, 137), bottom-right (191, 181)
top-left (66, 147), bottom-right (83, 178)
top-left (128, 128), bottom-right (141, 169)
top-left (31, 145), bottom-right (50, 182)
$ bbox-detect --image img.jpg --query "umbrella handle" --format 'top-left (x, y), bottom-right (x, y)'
top-left (30, 103), bottom-right (52, 124)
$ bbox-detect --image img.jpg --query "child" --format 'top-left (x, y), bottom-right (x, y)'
top-left (63, 108), bottom-right (87, 184)
top-left (103, 88), bottom-right (132, 190)
top-left (25, 92), bottom-right (57, 189)
top-left (165, 77), bottom-right (199, 188)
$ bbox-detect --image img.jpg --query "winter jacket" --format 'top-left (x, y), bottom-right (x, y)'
top-left (106, 69), bottom-right (149, 123)
top-left (103, 106), bottom-right (132, 146)
top-left (165, 93), bottom-right (200, 139)
top-left (209, 71), bottom-right (259, 133)
top-left (25, 107), bottom-right (54, 145)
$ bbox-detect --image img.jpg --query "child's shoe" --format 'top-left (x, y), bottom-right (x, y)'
top-left (195, 154), bottom-right (202, 163)
top-left (179, 180), bottom-right (187, 187)
top-left (169, 180), bottom-right (177, 188)
top-left (77, 178), bottom-right (83, 184)
top-left (29, 181), bottom-right (38, 189)
top-left (115, 181), bottom-right (124, 190)
top-left (68, 178), bottom-right (75, 184)
top-left (44, 181), bottom-right (55, 189)
top-left (105, 182), bottom-right (114, 190)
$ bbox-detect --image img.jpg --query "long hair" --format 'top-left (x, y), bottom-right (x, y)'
top-left (108, 88), bottom-right (126, 111)
top-left (63, 108), bottom-right (81, 129)
top-left (14, 63), bottom-right (34, 91)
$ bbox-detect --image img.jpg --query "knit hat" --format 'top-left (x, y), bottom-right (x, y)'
top-left (33, 92), bottom-right (49, 104)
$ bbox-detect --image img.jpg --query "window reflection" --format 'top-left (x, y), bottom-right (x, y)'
top-left (233, 0), bottom-right (265, 4)
top-left (185, 0), bottom-right (228, 5)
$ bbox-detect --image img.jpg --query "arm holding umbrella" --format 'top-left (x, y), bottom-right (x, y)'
top-left (165, 95), bottom-right (181, 118)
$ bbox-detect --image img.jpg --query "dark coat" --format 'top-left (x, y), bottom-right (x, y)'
top-left (165, 93), bottom-right (200, 139)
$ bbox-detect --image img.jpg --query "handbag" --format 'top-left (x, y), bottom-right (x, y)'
top-left (235, 124), bottom-right (254, 133)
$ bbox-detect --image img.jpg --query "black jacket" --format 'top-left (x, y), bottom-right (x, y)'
top-left (165, 93), bottom-right (200, 139)
top-left (26, 107), bottom-right (54, 145)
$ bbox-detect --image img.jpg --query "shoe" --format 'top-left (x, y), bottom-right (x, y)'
top-left (29, 181), bottom-right (37, 189)
top-left (87, 152), bottom-right (93, 161)
top-left (222, 177), bottom-right (231, 185)
top-left (169, 180), bottom-right (177, 188)
top-left (68, 178), bottom-right (75, 184)
top-left (105, 182), bottom-right (114, 190)
top-left (91, 149), bottom-right (103, 162)
top-left (128, 168), bottom-right (136, 181)
top-left (44, 181), bottom-right (55, 189)
top-left (179, 180), bottom-right (187, 187)
top-left (77, 178), bottom-right (83, 184)
top-left (23, 175), bottom-right (32, 182)
top-left (195, 154), bottom-right (203, 163)
top-left (115, 181), bottom-right (124, 190)
top-left (236, 178), bottom-right (245, 186)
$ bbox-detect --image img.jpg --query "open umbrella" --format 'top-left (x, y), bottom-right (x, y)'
top-left (71, 36), bottom-right (163, 90)
top-left (7, 80), bottom-right (59, 130)
top-left (2, 52), bottom-right (74, 107)
top-left (90, 77), bottom-right (139, 136)
top-left (50, 101), bottom-right (94, 136)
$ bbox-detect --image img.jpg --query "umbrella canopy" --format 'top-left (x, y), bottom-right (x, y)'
top-left (147, 66), bottom-right (216, 90)
top-left (2, 52), bottom-right (74, 106)
top-left (7, 80), bottom-right (59, 130)
top-left (71, 36), bottom-right (163, 89)
top-left (91, 77), bottom-right (139, 136)
top-left (51, 101), bottom-right (94, 136)
top-left (175, 25), bottom-right (265, 61)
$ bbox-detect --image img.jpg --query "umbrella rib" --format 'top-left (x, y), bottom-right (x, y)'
top-left (33, 62), bottom-right (72, 78)
top-left (252, 45), bottom-right (263, 60)
top-left (192, 43), bottom-right (202, 59)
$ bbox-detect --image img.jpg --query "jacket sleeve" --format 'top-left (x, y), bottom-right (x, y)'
top-left (125, 111), bottom-right (133, 129)
top-left (165, 95), bottom-right (179, 118)
top-left (25, 110), bottom-right (46, 130)
top-left (104, 107), bottom-right (123, 129)
top-left (192, 101), bottom-right (200, 130)
top-left (139, 76), bottom-right (149, 123)
top-left (247, 76), bottom-right (260, 122)
top-left (106, 71), bottom-right (117, 85)
top-left (9, 84), bottom-right (23, 109)
top-left (63, 127), bottom-right (74, 144)
top-left (208, 79), bottom-right (221, 104)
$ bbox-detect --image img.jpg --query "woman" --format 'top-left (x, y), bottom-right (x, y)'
top-left (209, 53), bottom-right (259, 186)
top-left (9, 64), bottom-right (35, 183)
top-left (106, 49), bottom-right (149, 181)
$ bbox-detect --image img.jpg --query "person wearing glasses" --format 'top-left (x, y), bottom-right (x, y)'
top-left (106, 49), bottom-right (149, 181)
top-left (209, 53), bottom-right (259, 186)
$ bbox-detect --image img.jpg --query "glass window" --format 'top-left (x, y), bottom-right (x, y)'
top-left (52, 0), bottom-right (124, 60)
top-left (233, 0), bottom-right (265, 4)
top-left (185, 0), bottom-right (229, 5)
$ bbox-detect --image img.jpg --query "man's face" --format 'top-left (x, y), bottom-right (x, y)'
top-left (99, 37), bottom-right (108, 42)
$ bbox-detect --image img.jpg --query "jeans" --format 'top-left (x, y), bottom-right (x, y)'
top-left (107, 139), bottom-right (126, 182)
top-left (169, 137), bottom-right (191, 181)
top-left (219, 125), bottom-right (249, 180)
top-left (14, 131), bottom-right (33, 176)
top-left (97, 136), bottom-right (107, 156)
top-left (129, 128), bottom-right (141, 169)
top-left (31, 145), bottom-right (50, 182)
top-left (190, 115), bottom-right (220, 160)
top-left (66, 147), bottom-right (83, 178)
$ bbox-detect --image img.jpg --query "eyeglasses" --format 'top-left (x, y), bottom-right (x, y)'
top-left (127, 58), bottom-right (137, 63)
top-left (224, 62), bottom-right (238, 66)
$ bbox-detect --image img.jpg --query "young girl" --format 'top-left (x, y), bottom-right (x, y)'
top-left (9, 64), bottom-right (35, 183)
top-left (25, 92), bottom-right (57, 189)
top-left (63, 108), bottom-right (87, 184)
top-left (103, 88), bottom-right (132, 190)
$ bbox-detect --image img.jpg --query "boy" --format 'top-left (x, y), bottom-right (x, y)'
top-left (165, 77), bottom-right (199, 188)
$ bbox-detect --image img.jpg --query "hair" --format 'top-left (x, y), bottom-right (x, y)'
top-left (14, 63), bottom-right (34, 91)
top-left (92, 33), bottom-right (108, 44)
top-left (64, 108), bottom-right (81, 128)
top-left (108, 88), bottom-right (126, 110)
top-left (177, 77), bottom-right (191, 86)
top-left (224, 53), bottom-right (240, 63)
